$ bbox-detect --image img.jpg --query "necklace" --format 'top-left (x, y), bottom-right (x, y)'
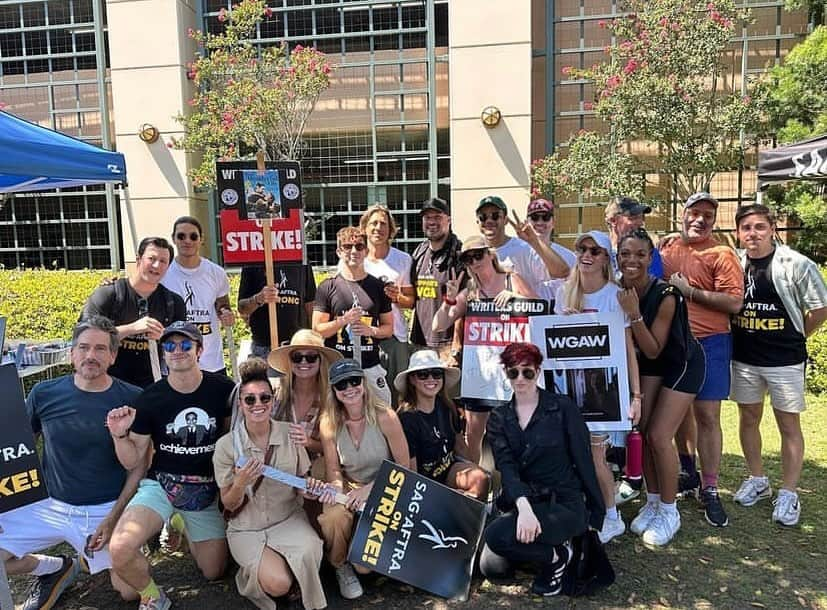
top-left (345, 412), bottom-right (366, 423)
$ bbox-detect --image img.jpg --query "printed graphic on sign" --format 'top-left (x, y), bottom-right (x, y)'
top-left (242, 169), bottom-right (282, 220)
top-left (545, 366), bottom-right (622, 423)
top-left (544, 324), bottom-right (611, 359)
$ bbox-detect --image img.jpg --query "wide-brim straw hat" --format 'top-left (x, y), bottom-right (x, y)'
top-left (268, 329), bottom-right (342, 375)
top-left (394, 349), bottom-right (461, 394)
top-left (459, 234), bottom-right (490, 255)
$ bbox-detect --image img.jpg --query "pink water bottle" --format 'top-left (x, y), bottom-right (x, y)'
top-left (625, 427), bottom-right (643, 481)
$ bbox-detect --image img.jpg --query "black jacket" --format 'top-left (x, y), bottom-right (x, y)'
top-left (487, 389), bottom-right (605, 530)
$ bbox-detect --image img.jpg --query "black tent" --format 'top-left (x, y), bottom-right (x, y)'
top-left (757, 134), bottom-right (827, 185)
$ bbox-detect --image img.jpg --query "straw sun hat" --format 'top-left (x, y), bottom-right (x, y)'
top-left (267, 329), bottom-right (342, 375)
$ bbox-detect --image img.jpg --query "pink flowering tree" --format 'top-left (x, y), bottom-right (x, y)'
top-left (532, 0), bottom-right (767, 205)
top-left (173, 0), bottom-right (333, 188)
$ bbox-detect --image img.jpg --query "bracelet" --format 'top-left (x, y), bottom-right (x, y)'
top-left (630, 316), bottom-right (643, 325)
top-left (112, 431), bottom-right (129, 440)
top-left (254, 293), bottom-right (263, 306)
top-left (689, 287), bottom-right (696, 302)
top-left (443, 295), bottom-right (457, 306)
top-left (631, 393), bottom-right (644, 400)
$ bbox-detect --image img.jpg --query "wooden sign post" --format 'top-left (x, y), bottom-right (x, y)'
top-left (256, 151), bottom-right (279, 349)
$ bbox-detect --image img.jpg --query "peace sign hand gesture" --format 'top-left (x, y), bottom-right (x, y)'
top-left (507, 210), bottom-right (539, 246)
top-left (444, 267), bottom-right (466, 301)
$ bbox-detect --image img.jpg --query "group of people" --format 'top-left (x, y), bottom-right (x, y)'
top-left (1, 192), bottom-right (825, 609)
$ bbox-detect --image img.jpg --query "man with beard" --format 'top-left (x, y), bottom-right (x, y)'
top-left (660, 192), bottom-right (744, 528)
top-left (0, 317), bottom-right (144, 608)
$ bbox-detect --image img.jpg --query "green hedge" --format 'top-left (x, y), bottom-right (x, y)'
top-left (2, 268), bottom-right (826, 393)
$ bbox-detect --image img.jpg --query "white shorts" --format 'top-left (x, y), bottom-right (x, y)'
top-left (730, 360), bottom-right (806, 414)
top-left (0, 497), bottom-right (116, 574)
top-left (363, 363), bottom-right (391, 405)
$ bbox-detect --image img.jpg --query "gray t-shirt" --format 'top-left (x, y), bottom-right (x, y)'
top-left (27, 375), bottom-right (142, 505)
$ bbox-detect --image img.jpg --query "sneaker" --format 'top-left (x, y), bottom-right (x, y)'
top-left (677, 470), bottom-right (700, 499)
top-left (159, 513), bottom-right (186, 554)
top-left (642, 510), bottom-right (681, 547)
top-left (630, 502), bottom-right (660, 536)
top-left (597, 514), bottom-right (626, 544)
top-left (615, 479), bottom-right (640, 505)
top-left (334, 563), bottom-right (364, 600)
top-left (22, 555), bottom-right (80, 610)
top-left (531, 541), bottom-right (573, 596)
top-left (734, 476), bottom-right (772, 507)
top-left (700, 486), bottom-right (729, 527)
top-left (138, 591), bottom-right (172, 610)
top-left (772, 491), bottom-right (801, 526)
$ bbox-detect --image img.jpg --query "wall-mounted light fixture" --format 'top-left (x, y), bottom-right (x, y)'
top-left (138, 123), bottom-right (160, 144)
top-left (480, 106), bottom-right (502, 128)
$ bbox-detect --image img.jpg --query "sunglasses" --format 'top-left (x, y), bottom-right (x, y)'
top-left (460, 249), bottom-right (486, 265)
top-left (242, 393), bottom-right (273, 406)
top-left (340, 243), bottom-right (366, 251)
top-left (528, 212), bottom-right (553, 222)
top-left (477, 211), bottom-right (502, 223)
top-left (175, 232), bottom-right (200, 241)
top-left (161, 339), bottom-right (195, 353)
top-left (290, 352), bottom-right (320, 364)
top-left (137, 297), bottom-right (148, 317)
top-left (506, 367), bottom-right (537, 380)
top-left (414, 368), bottom-right (444, 380)
top-left (576, 245), bottom-right (605, 257)
top-left (333, 377), bottom-right (363, 391)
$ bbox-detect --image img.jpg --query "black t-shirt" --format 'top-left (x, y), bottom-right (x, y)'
top-left (82, 279), bottom-right (187, 388)
top-left (131, 373), bottom-right (235, 477)
top-left (239, 263), bottom-right (316, 348)
top-left (314, 273), bottom-right (392, 368)
top-left (732, 251), bottom-right (806, 366)
top-left (410, 233), bottom-right (464, 347)
top-left (399, 399), bottom-right (459, 481)
top-left (637, 279), bottom-right (699, 377)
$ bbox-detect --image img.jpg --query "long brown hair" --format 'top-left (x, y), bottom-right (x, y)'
top-left (273, 351), bottom-right (331, 422)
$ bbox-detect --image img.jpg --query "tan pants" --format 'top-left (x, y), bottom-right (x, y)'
top-left (317, 503), bottom-right (355, 567)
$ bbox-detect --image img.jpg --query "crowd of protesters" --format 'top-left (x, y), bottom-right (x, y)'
top-left (1, 193), bottom-right (826, 610)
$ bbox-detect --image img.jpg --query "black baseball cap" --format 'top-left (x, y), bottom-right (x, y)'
top-left (421, 197), bottom-right (449, 215)
top-left (617, 197), bottom-right (651, 216)
top-left (160, 321), bottom-right (203, 344)
top-left (476, 195), bottom-right (507, 213)
top-left (329, 358), bottom-right (365, 385)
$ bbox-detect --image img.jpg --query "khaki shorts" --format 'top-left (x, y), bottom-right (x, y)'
top-left (730, 360), bottom-right (806, 414)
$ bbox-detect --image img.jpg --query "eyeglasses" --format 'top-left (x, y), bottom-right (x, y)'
top-left (506, 367), bottom-right (537, 380)
top-left (242, 393), bottom-right (273, 406)
top-left (340, 243), bottom-right (366, 252)
top-left (459, 249), bottom-right (487, 265)
top-left (576, 245), bottom-right (605, 257)
top-left (414, 368), bottom-right (444, 380)
top-left (290, 352), bottom-right (320, 364)
top-left (477, 212), bottom-right (502, 223)
top-left (333, 377), bottom-right (363, 391)
top-left (161, 339), bottom-right (195, 353)
top-left (528, 212), bottom-right (553, 222)
top-left (175, 232), bottom-right (200, 242)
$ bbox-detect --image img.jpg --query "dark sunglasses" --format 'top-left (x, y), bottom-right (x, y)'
top-left (175, 232), bottom-right (200, 241)
top-left (341, 243), bottom-right (366, 251)
top-left (161, 339), bottom-right (195, 353)
top-left (528, 212), bottom-right (553, 222)
top-left (414, 368), bottom-right (444, 381)
top-left (242, 393), bottom-right (273, 405)
top-left (333, 377), bottom-right (363, 391)
top-left (137, 297), bottom-right (148, 317)
top-left (576, 245), bottom-right (605, 256)
top-left (477, 211), bottom-right (502, 223)
top-left (460, 249), bottom-right (487, 265)
top-left (290, 352), bottom-right (320, 364)
top-left (506, 367), bottom-right (537, 380)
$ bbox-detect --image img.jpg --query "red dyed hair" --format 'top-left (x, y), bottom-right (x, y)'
top-left (500, 343), bottom-right (542, 368)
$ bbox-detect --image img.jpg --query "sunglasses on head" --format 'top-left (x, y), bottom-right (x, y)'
top-left (242, 393), bottom-right (273, 406)
top-left (341, 242), bottom-right (366, 251)
top-left (506, 367), bottom-right (536, 380)
top-left (333, 377), bottom-right (363, 391)
top-left (477, 211), bottom-right (502, 223)
top-left (161, 339), bottom-right (195, 353)
top-left (290, 352), bottom-right (320, 364)
top-left (414, 368), bottom-right (444, 381)
top-left (576, 245), bottom-right (605, 256)
top-left (528, 212), bottom-right (553, 222)
top-left (175, 232), bottom-right (200, 241)
top-left (460, 249), bottom-right (487, 265)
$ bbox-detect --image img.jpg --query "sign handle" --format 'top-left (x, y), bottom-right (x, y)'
top-left (256, 150), bottom-right (279, 350)
top-left (148, 339), bottom-right (162, 382)
top-left (226, 326), bottom-right (239, 382)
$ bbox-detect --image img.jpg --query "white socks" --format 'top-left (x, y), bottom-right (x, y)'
top-left (31, 554), bottom-right (64, 576)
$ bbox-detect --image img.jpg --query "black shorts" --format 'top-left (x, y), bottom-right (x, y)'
top-left (661, 344), bottom-right (706, 395)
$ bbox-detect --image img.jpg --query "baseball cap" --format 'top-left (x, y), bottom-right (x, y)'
top-left (615, 197), bottom-right (651, 216)
top-left (575, 230), bottom-right (612, 254)
top-left (329, 358), bottom-right (365, 386)
top-left (527, 198), bottom-right (554, 214)
top-left (476, 195), bottom-right (507, 214)
top-left (459, 234), bottom-right (489, 254)
top-left (420, 197), bottom-right (450, 215)
top-left (160, 321), bottom-right (203, 344)
top-left (685, 192), bottom-right (719, 209)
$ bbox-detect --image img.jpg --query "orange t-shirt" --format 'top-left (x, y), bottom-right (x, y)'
top-left (660, 237), bottom-right (744, 339)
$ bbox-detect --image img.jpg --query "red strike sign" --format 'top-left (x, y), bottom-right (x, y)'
top-left (219, 209), bottom-right (304, 264)
top-left (463, 315), bottom-right (531, 346)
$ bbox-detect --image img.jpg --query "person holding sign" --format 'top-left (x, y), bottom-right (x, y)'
top-left (396, 350), bottom-right (490, 499)
top-left (616, 229), bottom-right (705, 547)
top-left (213, 357), bottom-right (328, 610)
top-left (481, 343), bottom-right (604, 597)
top-left (554, 230), bottom-right (641, 544)
top-left (316, 359), bottom-right (409, 600)
top-left (433, 235), bottom-right (535, 464)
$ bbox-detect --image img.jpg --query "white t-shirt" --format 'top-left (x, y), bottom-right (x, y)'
top-left (553, 281), bottom-right (630, 326)
top-left (551, 241), bottom-right (577, 269)
top-left (363, 247), bottom-right (413, 343)
top-left (494, 237), bottom-right (551, 291)
top-left (162, 258), bottom-right (231, 372)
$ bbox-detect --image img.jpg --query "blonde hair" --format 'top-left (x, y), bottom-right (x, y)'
top-left (273, 350), bottom-right (331, 423)
top-left (560, 244), bottom-right (616, 312)
top-left (321, 379), bottom-right (390, 433)
top-left (359, 204), bottom-right (399, 241)
top-left (465, 248), bottom-right (508, 300)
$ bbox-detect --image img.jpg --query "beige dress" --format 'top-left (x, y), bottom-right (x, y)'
top-left (213, 421), bottom-right (327, 610)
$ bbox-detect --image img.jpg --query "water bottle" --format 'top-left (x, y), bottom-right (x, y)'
top-left (625, 427), bottom-right (643, 482)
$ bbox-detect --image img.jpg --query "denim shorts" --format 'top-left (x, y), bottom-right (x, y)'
top-left (696, 333), bottom-right (732, 401)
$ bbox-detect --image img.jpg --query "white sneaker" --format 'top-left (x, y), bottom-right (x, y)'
top-left (630, 502), bottom-right (659, 536)
top-left (642, 510), bottom-right (681, 547)
top-left (615, 479), bottom-right (640, 506)
top-left (734, 476), bottom-right (772, 507)
top-left (597, 514), bottom-right (625, 544)
top-left (334, 563), bottom-right (364, 599)
top-left (772, 491), bottom-right (801, 526)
